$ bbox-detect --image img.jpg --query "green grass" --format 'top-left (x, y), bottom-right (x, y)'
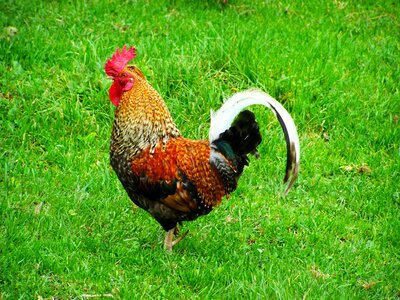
top-left (1, 0), bottom-right (399, 298)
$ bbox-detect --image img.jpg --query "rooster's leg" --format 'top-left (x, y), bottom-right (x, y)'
top-left (164, 227), bottom-right (189, 251)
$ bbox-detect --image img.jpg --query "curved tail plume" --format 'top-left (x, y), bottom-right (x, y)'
top-left (209, 90), bottom-right (300, 194)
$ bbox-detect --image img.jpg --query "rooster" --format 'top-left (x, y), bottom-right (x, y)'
top-left (105, 46), bottom-right (300, 250)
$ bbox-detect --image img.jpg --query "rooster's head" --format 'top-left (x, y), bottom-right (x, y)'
top-left (105, 46), bottom-right (136, 106)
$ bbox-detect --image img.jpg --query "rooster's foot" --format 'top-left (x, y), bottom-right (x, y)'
top-left (164, 227), bottom-right (189, 251)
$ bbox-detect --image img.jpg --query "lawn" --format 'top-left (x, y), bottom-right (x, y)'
top-left (1, 0), bottom-right (399, 298)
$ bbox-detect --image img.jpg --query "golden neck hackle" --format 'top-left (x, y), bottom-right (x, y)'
top-left (110, 66), bottom-right (181, 159)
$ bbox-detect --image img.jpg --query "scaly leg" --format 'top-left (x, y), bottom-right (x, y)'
top-left (164, 227), bottom-right (189, 251)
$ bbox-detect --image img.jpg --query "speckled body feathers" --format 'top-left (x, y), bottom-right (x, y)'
top-left (109, 65), bottom-right (260, 231)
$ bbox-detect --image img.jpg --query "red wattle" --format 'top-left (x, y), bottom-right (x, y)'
top-left (109, 81), bottom-right (122, 106)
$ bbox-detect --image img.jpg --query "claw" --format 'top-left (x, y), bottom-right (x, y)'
top-left (164, 227), bottom-right (189, 251)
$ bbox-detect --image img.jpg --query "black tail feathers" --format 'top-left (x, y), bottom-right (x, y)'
top-left (213, 110), bottom-right (262, 159)
top-left (210, 110), bottom-right (262, 193)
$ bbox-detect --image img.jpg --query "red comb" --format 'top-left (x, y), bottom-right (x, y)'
top-left (105, 46), bottom-right (136, 77)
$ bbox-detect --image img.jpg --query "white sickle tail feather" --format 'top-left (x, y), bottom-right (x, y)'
top-left (209, 89), bottom-right (300, 194)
